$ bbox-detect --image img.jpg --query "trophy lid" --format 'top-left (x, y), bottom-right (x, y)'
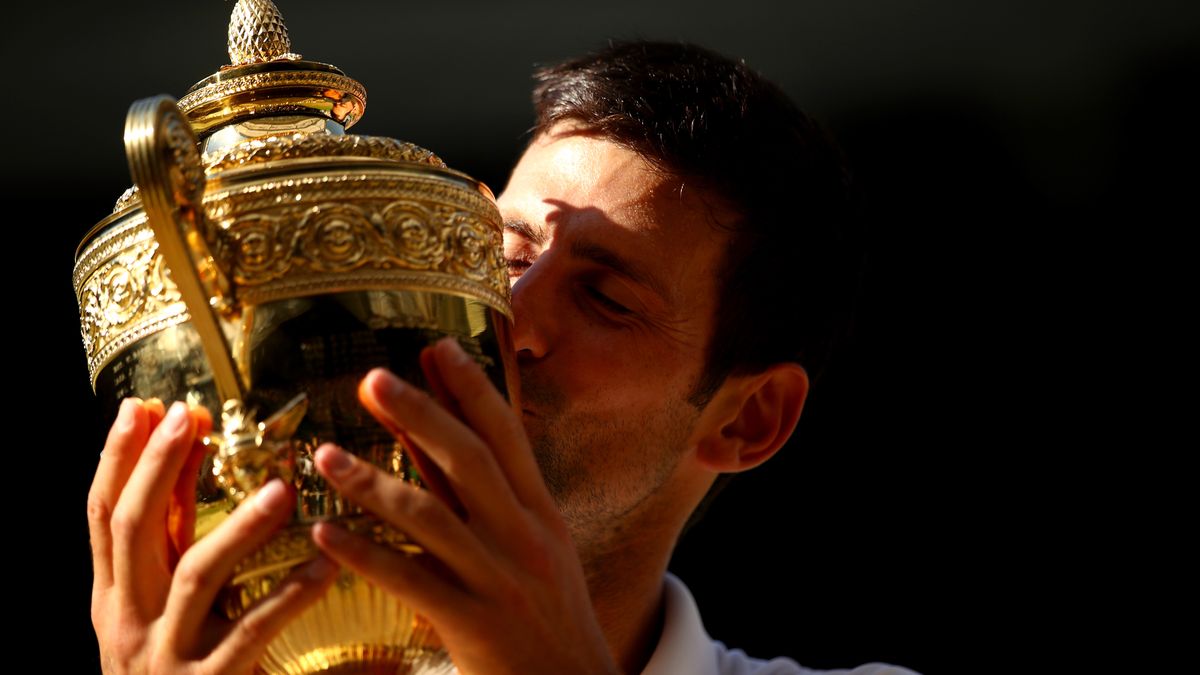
top-left (97, 0), bottom-right (447, 220)
top-left (177, 0), bottom-right (367, 148)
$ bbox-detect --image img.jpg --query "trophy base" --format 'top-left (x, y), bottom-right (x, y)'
top-left (222, 527), bottom-right (450, 675)
top-left (262, 644), bottom-right (453, 675)
top-left (253, 569), bottom-right (453, 675)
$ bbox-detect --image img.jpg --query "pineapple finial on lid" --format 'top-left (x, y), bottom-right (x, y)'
top-left (227, 0), bottom-right (302, 66)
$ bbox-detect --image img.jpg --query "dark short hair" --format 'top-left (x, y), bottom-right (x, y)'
top-left (531, 41), bottom-right (858, 406)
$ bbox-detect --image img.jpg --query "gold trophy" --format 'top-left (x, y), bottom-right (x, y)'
top-left (73, 1), bottom-right (515, 672)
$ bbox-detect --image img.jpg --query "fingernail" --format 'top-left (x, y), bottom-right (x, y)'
top-left (164, 401), bottom-right (189, 433)
top-left (254, 479), bottom-right (289, 515)
top-left (315, 521), bottom-right (348, 545)
top-left (442, 337), bottom-right (471, 365)
top-left (116, 398), bottom-right (141, 432)
top-left (370, 368), bottom-right (407, 401)
top-left (144, 398), bottom-right (165, 417)
top-left (305, 555), bottom-right (335, 580)
top-left (318, 444), bottom-right (354, 478)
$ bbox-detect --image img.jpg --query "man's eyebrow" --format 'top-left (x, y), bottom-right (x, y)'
top-left (569, 239), bottom-right (675, 304)
top-left (504, 219), bottom-right (548, 247)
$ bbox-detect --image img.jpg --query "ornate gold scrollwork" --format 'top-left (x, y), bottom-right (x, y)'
top-left (77, 179), bottom-right (509, 386)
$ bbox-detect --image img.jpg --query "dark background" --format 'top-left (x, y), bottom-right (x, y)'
top-left (7, 1), bottom-right (1196, 672)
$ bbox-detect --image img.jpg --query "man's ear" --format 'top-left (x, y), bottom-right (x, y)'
top-left (692, 363), bottom-right (809, 473)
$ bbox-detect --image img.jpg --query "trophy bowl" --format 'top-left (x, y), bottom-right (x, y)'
top-left (73, 2), bottom-right (515, 673)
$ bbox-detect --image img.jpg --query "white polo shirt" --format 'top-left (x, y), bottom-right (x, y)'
top-left (439, 573), bottom-right (919, 674)
top-left (645, 573), bottom-right (919, 675)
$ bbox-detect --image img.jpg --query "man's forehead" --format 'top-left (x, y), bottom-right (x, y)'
top-left (505, 134), bottom-right (648, 207)
top-left (502, 131), bottom-right (735, 238)
top-left (499, 127), bottom-right (738, 309)
top-left (501, 191), bottom-right (725, 275)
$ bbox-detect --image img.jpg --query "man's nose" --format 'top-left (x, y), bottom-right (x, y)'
top-left (509, 258), bottom-right (554, 361)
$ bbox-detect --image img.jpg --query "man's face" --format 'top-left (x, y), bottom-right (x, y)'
top-left (496, 124), bottom-right (732, 550)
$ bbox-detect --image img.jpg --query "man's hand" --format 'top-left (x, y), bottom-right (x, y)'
top-left (88, 398), bottom-right (338, 674)
top-left (311, 337), bottom-right (620, 675)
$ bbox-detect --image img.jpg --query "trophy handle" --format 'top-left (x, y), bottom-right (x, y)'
top-left (124, 95), bottom-right (245, 404)
top-left (126, 95), bottom-right (307, 503)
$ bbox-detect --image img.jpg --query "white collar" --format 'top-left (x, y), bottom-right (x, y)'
top-left (640, 573), bottom-right (718, 675)
top-left (442, 573), bottom-right (717, 675)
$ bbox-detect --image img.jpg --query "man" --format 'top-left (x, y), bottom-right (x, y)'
top-left (88, 41), bottom-right (914, 674)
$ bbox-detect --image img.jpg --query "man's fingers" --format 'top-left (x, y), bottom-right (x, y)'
top-left (110, 401), bottom-right (199, 609)
top-left (168, 429), bottom-right (210, 567)
top-left (88, 397), bottom-right (150, 592)
top-left (312, 521), bottom-right (471, 626)
top-left (171, 407), bottom-right (212, 564)
top-left (163, 478), bottom-right (297, 645)
top-left (205, 555), bottom-right (340, 674)
top-left (313, 444), bottom-right (496, 591)
top-left (429, 338), bottom-right (555, 514)
top-left (358, 368), bottom-right (519, 523)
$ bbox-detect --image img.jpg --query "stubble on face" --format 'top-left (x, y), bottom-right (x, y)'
top-left (519, 366), bottom-right (701, 553)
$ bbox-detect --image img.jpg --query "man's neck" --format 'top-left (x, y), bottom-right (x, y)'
top-left (566, 457), bottom-right (716, 673)
top-left (584, 545), bottom-right (669, 673)
top-left (576, 510), bottom-right (682, 674)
